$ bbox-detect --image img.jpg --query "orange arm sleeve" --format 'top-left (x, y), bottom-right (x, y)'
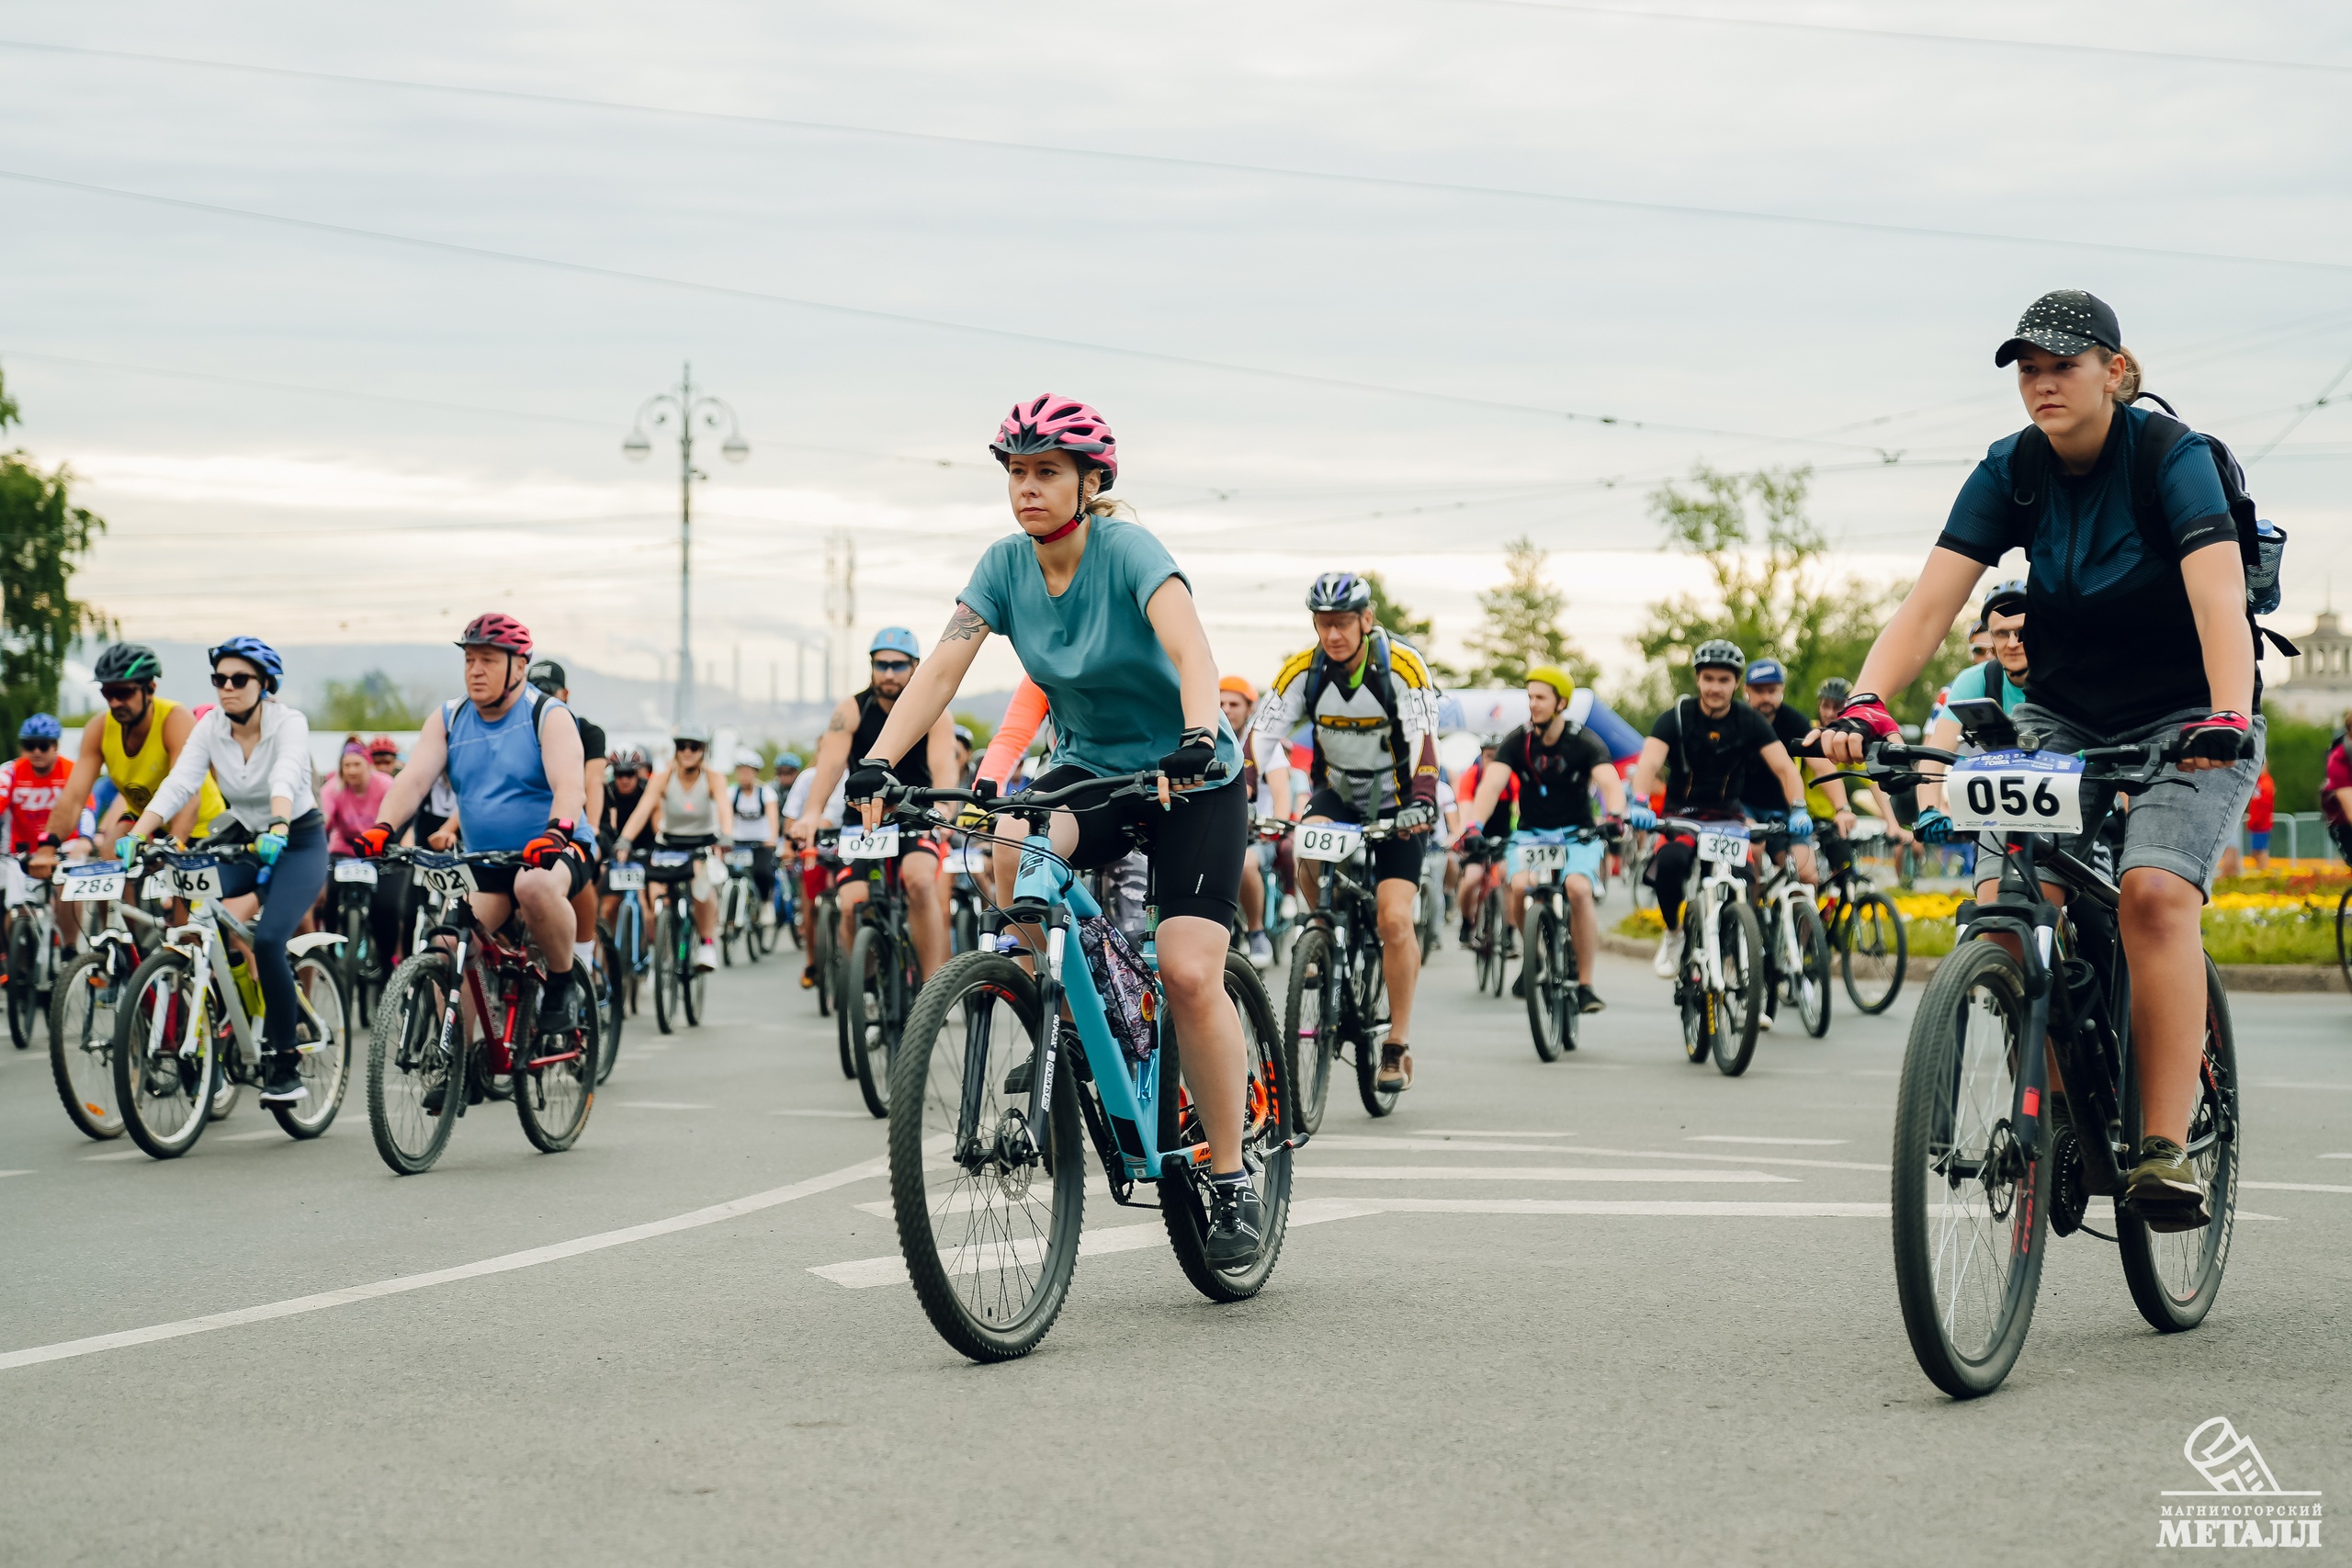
top-left (978, 678), bottom-right (1050, 786)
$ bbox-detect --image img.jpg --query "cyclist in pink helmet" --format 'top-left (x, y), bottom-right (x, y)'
top-left (851, 395), bottom-right (1270, 1267)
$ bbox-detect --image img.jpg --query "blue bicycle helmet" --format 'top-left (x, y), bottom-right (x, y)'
top-left (208, 635), bottom-right (284, 693)
top-left (18, 713), bottom-right (62, 742)
top-left (869, 627), bottom-right (921, 660)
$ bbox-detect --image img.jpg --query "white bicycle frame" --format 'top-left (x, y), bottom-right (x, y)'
top-left (1663, 824), bottom-right (1749, 995)
top-left (1754, 848), bottom-right (1820, 1010)
top-left (6, 863), bottom-right (62, 992)
top-left (148, 871), bottom-right (344, 1077)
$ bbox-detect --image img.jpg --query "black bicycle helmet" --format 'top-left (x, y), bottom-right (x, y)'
top-left (1816, 676), bottom-right (1853, 707)
top-left (1981, 578), bottom-right (2028, 619)
top-left (94, 641), bottom-right (163, 684)
top-left (1691, 638), bottom-right (1746, 673)
top-left (1306, 571), bottom-right (1373, 614)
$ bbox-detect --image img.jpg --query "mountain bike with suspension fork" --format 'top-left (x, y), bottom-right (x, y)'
top-left (5, 853), bottom-right (64, 1051)
top-left (365, 848), bottom-right (599, 1174)
top-left (718, 844), bottom-right (768, 964)
top-left (1280, 817), bottom-right (1406, 1129)
top-left (1464, 842), bottom-right (1510, 998)
top-left (873, 768), bottom-right (1294, 1362)
top-left (1658, 818), bottom-right (1765, 1077)
top-left (326, 852), bottom-right (384, 1032)
top-left (1814, 819), bottom-right (1907, 1014)
top-left (642, 836), bottom-right (713, 1034)
top-left (1511, 824), bottom-right (1613, 1064)
top-left (836, 824), bottom-right (925, 1119)
top-left (48, 863), bottom-right (168, 1139)
top-left (1751, 828), bottom-right (1834, 1038)
top-left (1846, 731), bottom-right (2242, 1398)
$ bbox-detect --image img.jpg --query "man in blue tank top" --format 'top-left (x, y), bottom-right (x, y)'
top-left (356, 614), bottom-right (593, 1041)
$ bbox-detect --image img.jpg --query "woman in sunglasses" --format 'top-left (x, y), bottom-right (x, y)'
top-left (615, 723), bottom-right (735, 974)
top-left (118, 637), bottom-right (327, 1106)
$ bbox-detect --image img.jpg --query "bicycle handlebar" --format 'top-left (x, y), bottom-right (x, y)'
top-left (880, 760), bottom-right (1230, 820)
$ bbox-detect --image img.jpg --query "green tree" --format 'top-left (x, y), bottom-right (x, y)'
top-left (1634, 464), bottom-right (1964, 725)
top-left (316, 670), bottom-right (424, 731)
top-left (1362, 571), bottom-right (1432, 646)
top-left (1458, 535), bottom-right (1600, 691)
top-left (2260, 704), bottom-right (2334, 820)
top-left (0, 367), bottom-right (111, 738)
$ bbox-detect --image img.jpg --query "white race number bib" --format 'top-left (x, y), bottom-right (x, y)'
top-left (1947, 750), bottom-right (2085, 834)
top-left (607, 863), bottom-right (646, 891)
top-left (333, 860), bottom-right (379, 886)
top-left (59, 864), bottom-right (127, 903)
top-left (168, 856), bottom-right (224, 899)
top-left (1516, 841), bottom-right (1569, 874)
top-left (413, 855), bottom-right (479, 897)
top-left (840, 825), bottom-right (900, 861)
top-left (1294, 823), bottom-right (1363, 863)
top-left (1696, 829), bottom-right (1750, 867)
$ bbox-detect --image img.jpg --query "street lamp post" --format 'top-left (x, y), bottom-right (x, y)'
top-left (623, 363), bottom-right (749, 727)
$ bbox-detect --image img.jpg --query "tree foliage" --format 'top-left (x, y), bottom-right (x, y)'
top-left (316, 670), bottom-right (425, 731)
top-left (0, 367), bottom-right (112, 739)
top-left (1634, 464), bottom-right (1964, 726)
top-left (1457, 536), bottom-right (1600, 691)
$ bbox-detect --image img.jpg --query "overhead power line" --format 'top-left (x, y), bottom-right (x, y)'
top-left (0, 166), bottom-right (1899, 453)
top-left (0, 39), bottom-right (2344, 276)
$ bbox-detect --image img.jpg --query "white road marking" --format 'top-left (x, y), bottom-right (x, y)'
top-left (80, 1150), bottom-right (145, 1162)
top-left (2320, 1153), bottom-right (2352, 1160)
top-left (1310, 1134), bottom-right (1888, 1172)
top-left (0, 1169), bottom-right (31, 1179)
top-left (2241, 1180), bottom-right (2352, 1195)
top-left (1298, 1166), bottom-right (1794, 1184)
top-left (606, 1101), bottom-right (714, 1111)
top-left (0, 1152), bottom-right (891, 1374)
top-left (2256, 1080), bottom-right (2352, 1091)
top-left (1415, 1130), bottom-right (1576, 1138)
top-left (773, 1109), bottom-right (871, 1119)
top-left (1687, 1135), bottom-right (1849, 1146)
top-left (218, 1130), bottom-right (288, 1143)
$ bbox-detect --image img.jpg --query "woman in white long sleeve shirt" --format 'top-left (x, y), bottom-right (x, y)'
top-left (119, 637), bottom-right (327, 1106)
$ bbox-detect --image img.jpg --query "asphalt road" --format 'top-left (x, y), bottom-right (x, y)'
top-left (4, 931), bottom-right (2346, 1566)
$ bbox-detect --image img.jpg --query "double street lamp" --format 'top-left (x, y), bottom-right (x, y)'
top-left (624, 362), bottom-right (748, 727)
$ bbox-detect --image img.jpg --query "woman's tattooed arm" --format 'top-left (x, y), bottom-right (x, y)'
top-left (940, 603), bottom-right (990, 645)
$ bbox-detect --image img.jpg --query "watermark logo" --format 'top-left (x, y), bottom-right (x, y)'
top-left (2158, 1417), bottom-right (2323, 1550)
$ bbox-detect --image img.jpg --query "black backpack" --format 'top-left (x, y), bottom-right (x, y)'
top-left (2006, 394), bottom-right (2296, 664)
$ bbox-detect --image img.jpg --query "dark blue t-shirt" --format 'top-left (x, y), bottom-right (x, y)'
top-left (1935, 402), bottom-right (2236, 732)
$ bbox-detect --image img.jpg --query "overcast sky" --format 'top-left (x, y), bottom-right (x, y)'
top-left (4, 0), bottom-right (2349, 705)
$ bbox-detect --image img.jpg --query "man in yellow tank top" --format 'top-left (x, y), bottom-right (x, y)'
top-left (40, 643), bottom-right (225, 948)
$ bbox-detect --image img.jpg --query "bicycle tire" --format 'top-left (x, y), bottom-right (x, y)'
top-left (5, 917), bottom-right (34, 1048)
top-left (1521, 902), bottom-right (1568, 1063)
top-left (2117, 953), bottom-right (2239, 1333)
top-left (1839, 891), bottom-right (1907, 1014)
top-left (514, 982), bottom-right (597, 1153)
top-left (595, 934), bottom-right (624, 1085)
top-left (1352, 935), bottom-right (1397, 1118)
top-left (270, 954), bottom-right (350, 1139)
top-left (1890, 940), bottom-right (2048, 1398)
top-left (815, 901), bottom-right (837, 1020)
top-left (848, 925), bottom-right (890, 1118)
top-left (49, 951), bottom-right (126, 1139)
top-left (1713, 899), bottom-right (1765, 1077)
top-left (684, 913), bottom-right (707, 1027)
top-left (888, 951), bottom-right (1080, 1362)
top-left (652, 905), bottom-right (679, 1035)
top-left (1163, 951), bottom-right (1295, 1302)
top-left (1792, 896), bottom-right (1833, 1038)
top-left (1284, 924), bottom-right (1338, 1135)
top-left (2337, 888), bottom-right (2352, 998)
top-left (1679, 936), bottom-right (1714, 1066)
top-left (1472, 897), bottom-right (1497, 993)
top-left (1485, 896), bottom-right (1510, 998)
top-left (367, 953), bottom-right (467, 1175)
top-left (112, 947), bottom-right (214, 1159)
top-left (341, 900), bottom-right (371, 1032)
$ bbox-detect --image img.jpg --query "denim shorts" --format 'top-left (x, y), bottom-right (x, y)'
top-left (1506, 827), bottom-right (1606, 887)
top-left (1971, 704), bottom-right (2263, 900)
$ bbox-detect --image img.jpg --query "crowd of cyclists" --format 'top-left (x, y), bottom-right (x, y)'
top-left (1, 287), bottom-right (2278, 1290)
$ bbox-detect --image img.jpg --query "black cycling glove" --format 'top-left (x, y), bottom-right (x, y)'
top-left (1158, 727), bottom-right (1217, 784)
top-left (845, 756), bottom-right (899, 805)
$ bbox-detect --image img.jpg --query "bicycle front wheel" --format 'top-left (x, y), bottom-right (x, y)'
top-left (112, 948), bottom-right (214, 1159)
top-left (1284, 925), bottom-right (1338, 1135)
top-left (1840, 891), bottom-right (1907, 1014)
top-left (888, 951), bottom-right (1079, 1362)
top-left (1352, 939), bottom-right (1397, 1118)
top-left (367, 953), bottom-right (466, 1176)
top-left (1521, 902), bottom-right (1569, 1063)
top-left (1164, 952), bottom-right (1295, 1303)
top-left (595, 933), bottom-right (624, 1085)
top-left (1792, 896), bottom-right (1833, 1038)
top-left (271, 954), bottom-right (349, 1138)
top-left (50, 952), bottom-right (126, 1139)
top-left (1891, 940), bottom-right (2049, 1398)
top-left (848, 926), bottom-right (890, 1118)
top-left (652, 906), bottom-right (679, 1035)
top-left (2118, 953), bottom-right (2239, 1332)
top-left (1713, 899), bottom-right (1765, 1077)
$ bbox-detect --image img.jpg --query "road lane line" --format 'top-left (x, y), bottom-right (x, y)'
top-left (2256, 1081), bottom-right (2352, 1091)
top-left (605, 1101), bottom-right (714, 1111)
top-left (1310, 1135), bottom-right (1889, 1171)
top-left (1416, 1130), bottom-right (1576, 1138)
top-left (1297, 1166), bottom-right (1795, 1184)
top-left (772, 1109), bottom-right (872, 1118)
top-left (2241, 1180), bottom-right (2352, 1194)
top-left (1687, 1135), bottom-right (1849, 1145)
top-left (0, 1153), bottom-right (890, 1374)
top-left (0, 1169), bottom-right (30, 1179)
top-left (80, 1150), bottom-right (145, 1162)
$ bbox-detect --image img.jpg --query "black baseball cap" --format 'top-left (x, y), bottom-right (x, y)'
top-left (526, 659), bottom-right (566, 694)
top-left (1996, 290), bottom-right (2122, 367)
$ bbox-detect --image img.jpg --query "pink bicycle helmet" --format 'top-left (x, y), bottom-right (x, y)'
top-left (990, 395), bottom-right (1118, 492)
top-left (456, 612), bottom-right (533, 658)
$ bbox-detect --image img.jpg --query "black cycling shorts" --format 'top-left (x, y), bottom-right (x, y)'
top-left (1026, 763), bottom-right (1245, 929)
top-left (472, 853), bottom-right (591, 900)
top-left (1304, 786), bottom-right (1423, 886)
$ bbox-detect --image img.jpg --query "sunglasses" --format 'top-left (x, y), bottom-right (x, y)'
top-left (673, 741), bottom-right (706, 752)
top-left (209, 671), bottom-right (263, 691)
top-left (100, 683), bottom-right (145, 703)
top-left (871, 659), bottom-right (914, 675)
top-left (21, 740), bottom-right (56, 753)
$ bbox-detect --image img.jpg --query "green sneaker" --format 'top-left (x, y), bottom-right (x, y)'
top-left (2124, 1135), bottom-right (2209, 1233)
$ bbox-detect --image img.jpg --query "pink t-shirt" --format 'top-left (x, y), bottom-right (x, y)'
top-left (321, 770), bottom-right (391, 854)
top-left (2324, 745), bottom-right (2352, 828)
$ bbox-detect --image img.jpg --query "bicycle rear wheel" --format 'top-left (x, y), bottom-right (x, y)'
top-left (367, 953), bottom-right (466, 1176)
top-left (1713, 899), bottom-right (1765, 1077)
top-left (848, 926), bottom-right (891, 1118)
top-left (1483, 896), bottom-right (1509, 998)
top-left (888, 951), bottom-right (1079, 1362)
top-left (514, 984), bottom-right (597, 1153)
top-left (270, 954), bottom-right (349, 1138)
top-left (595, 933), bottom-right (624, 1085)
top-left (815, 900), bottom-right (837, 1021)
top-left (1840, 892), bottom-right (1907, 1014)
top-left (652, 905), bottom-right (679, 1035)
top-left (1352, 938), bottom-right (1397, 1118)
top-left (112, 948), bottom-right (214, 1159)
top-left (50, 952), bottom-right (126, 1139)
top-left (5, 916), bottom-right (36, 1048)
top-left (1890, 940), bottom-right (2049, 1398)
top-left (1792, 897), bottom-right (1833, 1038)
top-left (1522, 903), bottom-right (1569, 1063)
top-left (1472, 896), bottom-right (1498, 993)
top-left (1164, 952), bottom-right (1295, 1302)
top-left (1283, 925), bottom-right (1338, 1135)
top-left (2118, 953), bottom-right (2239, 1332)
top-left (684, 911), bottom-right (707, 1026)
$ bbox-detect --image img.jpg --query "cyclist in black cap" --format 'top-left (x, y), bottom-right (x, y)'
top-left (530, 659), bottom-right (609, 987)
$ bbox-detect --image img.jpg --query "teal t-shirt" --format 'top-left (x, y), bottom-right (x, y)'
top-left (1943, 659), bottom-right (2029, 714)
top-left (957, 517), bottom-right (1241, 784)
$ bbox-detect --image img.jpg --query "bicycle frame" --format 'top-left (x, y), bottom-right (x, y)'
top-left (148, 852), bottom-right (342, 1077)
top-left (411, 854), bottom-right (584, 1083)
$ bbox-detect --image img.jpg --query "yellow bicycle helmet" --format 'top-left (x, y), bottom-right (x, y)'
top-left (1525, 664), bottom-right (1576, 704)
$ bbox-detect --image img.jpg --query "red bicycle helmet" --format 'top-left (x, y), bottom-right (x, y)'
top-left (456, 612), bottom-right (533, 658)
top-left (990, 395), bottom-right (1118, 492)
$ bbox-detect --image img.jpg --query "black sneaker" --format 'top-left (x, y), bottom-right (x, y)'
top-left (1204, 1179), bottom-right (1263, 1269)
top-left (1510, 970), bottom-right (1527, 998)
top-left (1577, 984), bottom-right (1606, 1015)
top-left (538, 978), bottom-right (584, 1041)
top-left (258, 1051), bottom-right (308, 1106)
